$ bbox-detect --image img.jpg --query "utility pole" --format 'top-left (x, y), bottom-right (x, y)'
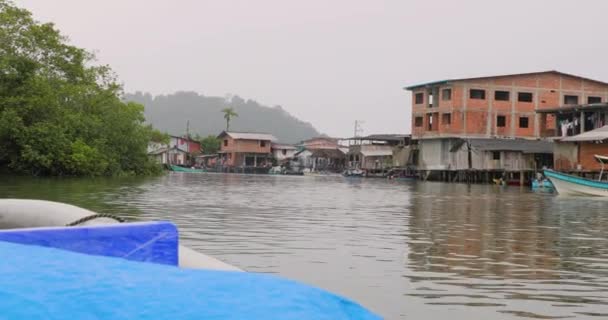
top-left (354, 120), bottom-right (364, 137)
top-left (185, 120), bottom-right (190, 154)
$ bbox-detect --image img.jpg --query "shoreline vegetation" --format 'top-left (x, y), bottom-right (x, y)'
top-left (0, 0), bottom-right (164, 177)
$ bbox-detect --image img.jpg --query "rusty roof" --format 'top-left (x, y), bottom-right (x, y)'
top-left (404, 70), bottom-right (608, 90)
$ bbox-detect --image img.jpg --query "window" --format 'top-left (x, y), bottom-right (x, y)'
top-left (442, 88), bottom-right (452, 101)
top-left (470, 89), bottom-right (486, 100)
top-left (282, 149), bottom-right (287, 155)
top-left (260, 140), bottom-right (266, 147)
top-left (223, 139), bottom-right (228, 147)
top-left (442, 113), bottom-right (451, 125)
top-left (492, 151), bottom-right (500, 160)
top-left (428, 91), bottom-right (434, 107)
top-left (414, 117), bottom-right (423, 127)
top-left (415, 93), bottom-right (424, 104)
top-left (494, 91), bottom-right (510, 101)
top-left (497, 115), bottom-right (506, 127)
top-left (519, 116), bottom-right (529, 128)
top-left (518, 92), bottom-right (533, 102)
top-left (588, 96), bottom-right (602, 104)
top-left (564, 95), bottom-right (579, 105)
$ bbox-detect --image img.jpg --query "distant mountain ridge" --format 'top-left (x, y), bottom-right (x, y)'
top-left (124, 91), bottom-right (321, 143)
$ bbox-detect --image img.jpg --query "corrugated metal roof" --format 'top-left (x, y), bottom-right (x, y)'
top-left (147, 146), bottom-right (188, 155)
top-left (451, 138), bottom-right (553, 154)
top-left (271, 143), bottom-right (297, 150)
top-left (309, 148), bottom-right (346, 158)
top-left (404, 70), bottom-right (608, 90)
top-left (347, 134), bottom-right (411, 142)
top-left (361, 149), bottom-right (393, 157)
top-left (561, 125), bottom-right (608, 142)
top-left (219, 131), bottom-right (277, 141)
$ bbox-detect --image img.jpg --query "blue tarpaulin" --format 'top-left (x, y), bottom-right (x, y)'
top-left (0, 241), bottom-right (381, 319)
top-left (0, 222), bottom-right (178, 265)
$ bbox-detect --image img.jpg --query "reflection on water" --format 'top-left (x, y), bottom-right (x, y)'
top-left (1, 173), bottom-right (607, 319)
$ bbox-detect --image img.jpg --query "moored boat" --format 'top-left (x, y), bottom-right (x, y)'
top-left (531, 179), bottom-right (554, 189)
top-left (169, 164), bottom-right (206, 173)
top-left (544, 169), bottom-right (608, 196)
top-left (343, 168), bottom-right (364, 177)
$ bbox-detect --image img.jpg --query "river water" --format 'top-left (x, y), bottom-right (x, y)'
top-left (1, 173), bottom-right (607, 319)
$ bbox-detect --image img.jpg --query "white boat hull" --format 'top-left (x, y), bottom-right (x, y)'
top-left (544, 170), bottom-right (608, 197)
top-left (0, 199), bottom-right (240, 271)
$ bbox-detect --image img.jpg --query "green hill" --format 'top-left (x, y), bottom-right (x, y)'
top-left (125, 92), bottom-right (320, 143)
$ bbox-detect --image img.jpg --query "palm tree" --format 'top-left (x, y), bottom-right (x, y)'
top-left (221, 107), bottom-right (238, 131)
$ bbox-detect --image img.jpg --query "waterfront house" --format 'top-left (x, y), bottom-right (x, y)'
top-left (170, 135), bottom-right (201, 154)
top-left (413, 138), bottom-right (552, 182)
top-left (300, 137), bottom-right (341, 149)
top-left (292, 137), bottom-right (347, 173)
top-left (147, 136), bottom-right (201, 165)
top-left (148, 146), bottom-right (190, 165)
top-left (346, 134), bottom-right (413, 172)
top-left (217, 131), bottom-right (277, 170)
top-left (405, 71), bottom-right (608, 182)
top-left (554, 125), bottom-right (608, 173)
top-left (349, 145), bottom-right (393, 171)
top-left (271, 143), bottom-right (297, 164)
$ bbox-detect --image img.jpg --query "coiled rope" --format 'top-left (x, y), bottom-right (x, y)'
top-left (65, 213), bottom-right (126, 226)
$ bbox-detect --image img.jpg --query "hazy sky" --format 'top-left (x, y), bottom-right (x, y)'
top-left (18, 0), bottom-right (608, 137)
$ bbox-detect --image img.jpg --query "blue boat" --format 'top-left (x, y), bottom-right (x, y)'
top-left (531, 179), bottom-right (554, 189)
top-left (0, 199), bottom-right (380, 319)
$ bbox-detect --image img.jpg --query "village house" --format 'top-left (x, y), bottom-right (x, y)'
top-left (147, 135), bottom-right (201, 166)
top-left (293, 137), bottom-right (347, 173)
top-left (554, 125), bottom-right (608, 173)
top-left (271, 143), bottom-right (297, 164)
top-left (217, 131), bottom-right (277, 172)
top-left (405, 71), bottom-right (608, 182)
top-left (346, 134), bottom-right (413, 174)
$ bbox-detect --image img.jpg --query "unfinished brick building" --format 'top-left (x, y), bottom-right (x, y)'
top-left (404, 71), bottom-right (608, 182)
top-left (406, 71), bottom-right (608, 139)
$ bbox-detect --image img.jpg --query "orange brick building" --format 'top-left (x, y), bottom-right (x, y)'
top-left (218, 131), bottom-right (277, 168)
top-left (406, 71), bottom-right (608, 139)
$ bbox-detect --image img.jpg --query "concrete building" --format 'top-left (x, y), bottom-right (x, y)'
top-left (217, 131), bottom-right (277, 170)
top-left (406, 70), bottom-right (608, 139)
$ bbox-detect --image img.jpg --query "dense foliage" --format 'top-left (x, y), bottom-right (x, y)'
top-left (197, 135), bottom-right (221, 155)
top-left (125, 92), bottom-right (321, 144)
top-left (0, 1), bottom-right (162, 176)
